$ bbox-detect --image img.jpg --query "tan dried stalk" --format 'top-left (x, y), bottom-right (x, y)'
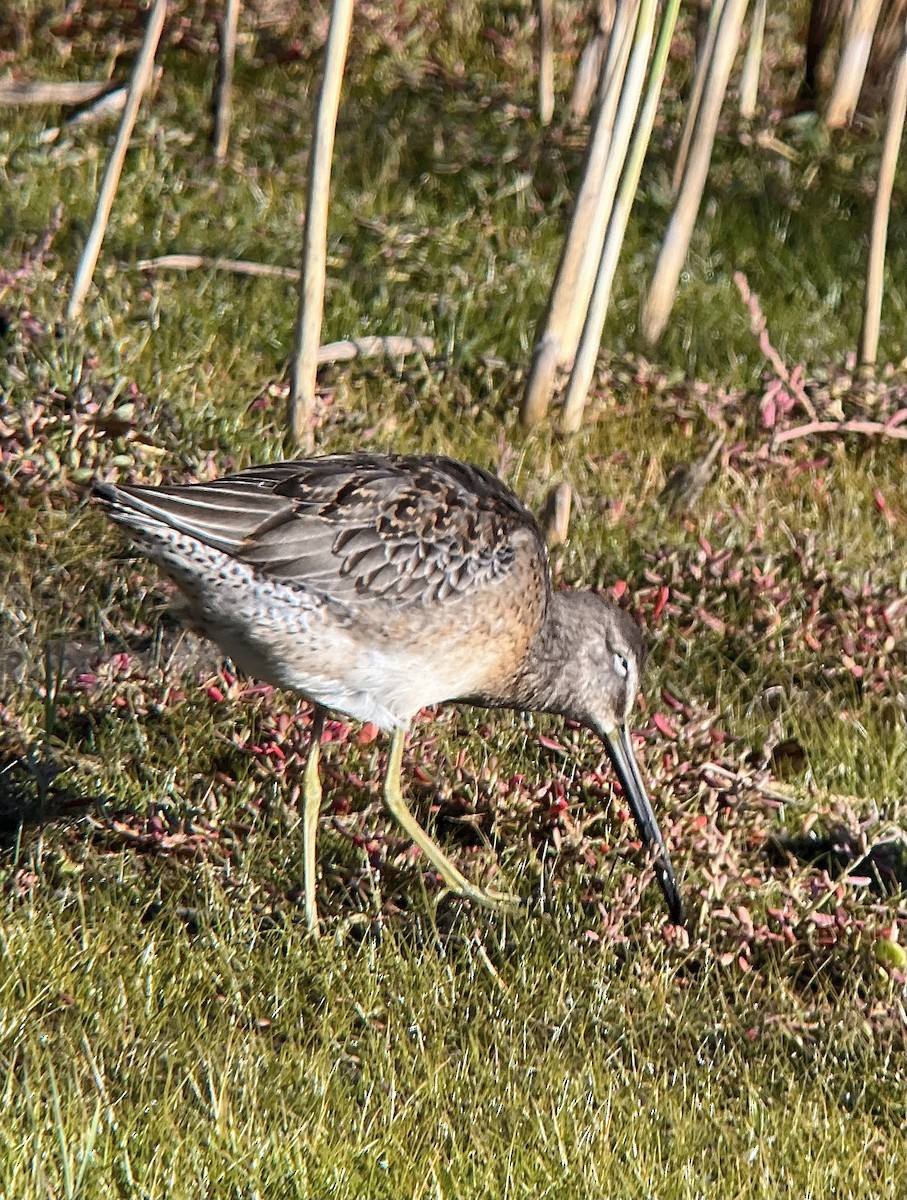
top-left (520, 0), bottom-right (640, 426)
top-left (562, 0), bottom-right (682, 432)
top-left (538, 0), bottom-right (555, 125)
top-left (287, 0), bottom-right (355, 452)
top-left (859, 17), bottom-right (907, 364)
top-left (825, 0), bottom-right (884, 125)
top-left (671, 0), bottom-right (726, 192)
top-left (641, 0), bottom-right (749, 345)
top-left (212, 0), bottom-right (240, 161)
top-left (67, 0), bottom-right (167, 322)
top-left (739, 0), bottom-right (767, 117)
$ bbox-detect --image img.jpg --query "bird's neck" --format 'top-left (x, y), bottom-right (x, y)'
top-left (499, 591), bottom-right (583, 718)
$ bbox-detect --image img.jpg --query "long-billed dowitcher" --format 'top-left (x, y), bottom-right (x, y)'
top-left (93, 453), bottom-right (684, 929)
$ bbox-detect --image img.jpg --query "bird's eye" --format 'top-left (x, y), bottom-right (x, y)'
top-left (613, 653), bottom-right (629, 678)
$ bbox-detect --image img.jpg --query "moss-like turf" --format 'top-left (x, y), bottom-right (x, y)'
top-left (1, 4), bottom-right (904, 1196)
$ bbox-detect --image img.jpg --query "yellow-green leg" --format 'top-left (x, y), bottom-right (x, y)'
top-left (382, 727), bottom-right (516, 910)
top-left (303, 705), bottom-right (326, 935)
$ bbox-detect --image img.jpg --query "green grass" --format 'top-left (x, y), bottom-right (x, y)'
top-left (1, 3), bottom-right (905, 1196)
top-left (0, 887), bottom-right (900, 1199)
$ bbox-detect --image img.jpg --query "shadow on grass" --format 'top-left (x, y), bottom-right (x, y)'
top-left (0, 752), bottom-right (97, 848)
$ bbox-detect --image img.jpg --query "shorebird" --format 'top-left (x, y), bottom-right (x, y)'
top-left (93, 453), bottom-right (684, 930)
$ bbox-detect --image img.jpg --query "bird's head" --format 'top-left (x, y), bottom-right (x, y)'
top-left (547, 592), bottom-right (685, 927)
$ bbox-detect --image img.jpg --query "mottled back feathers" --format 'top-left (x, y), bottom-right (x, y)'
top-left (95, 453), bottom-right (549, 610)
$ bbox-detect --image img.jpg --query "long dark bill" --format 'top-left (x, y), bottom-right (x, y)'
top-left (601, 722), bottom-right (686, 927)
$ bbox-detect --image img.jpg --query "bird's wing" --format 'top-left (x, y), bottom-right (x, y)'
top-left (99, 454), bottom-right (550, 607)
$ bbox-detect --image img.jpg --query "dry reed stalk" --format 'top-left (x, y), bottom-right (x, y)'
top-left (739, 0), bottom-right (767, 116)
top-left (641, 0), bottom-right (748, 346)
top-left (867, 0), bottom-right (907, 94)
top-left (802, 0), bottom-right (907, 109)
top-left (538, 0), bottom-right (555, 125)
top-left (0, 80), bottom-right (114, 104)
top-left (40, 84), bottom-right (137, 145)
top-left (562, 0), bottom-right (681, 432)
top-left (858, 18), bottom-right (907, 364)
top-left (825, 0), bottom-right (884, 125)
top-left (136, 254), bottom-right (300, 279)
top-left (561, 0), bottom-right (657, 356)
top-left (521, 0), bottom-right (640, 426)
top-left (213, 0), bottom-right (240, 161)
top-left (66, 0), bottom-right (168, 322)
top-left (287, 0), bottom-right (354, 452)
top-left (542, 482), bottom-right (573, 544)
top-left (671, 0), bottom-right (725, 192)
top-left (570, 31), bottom-right (608, 121)
top-left (315, 335), bottom-right (436, 364)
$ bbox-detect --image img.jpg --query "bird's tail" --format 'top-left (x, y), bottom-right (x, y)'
top-left (92, 479), bottom-right (257, 556)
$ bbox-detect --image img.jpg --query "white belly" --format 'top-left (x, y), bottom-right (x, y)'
top-left (160, 534), bottom-right (486, 729)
